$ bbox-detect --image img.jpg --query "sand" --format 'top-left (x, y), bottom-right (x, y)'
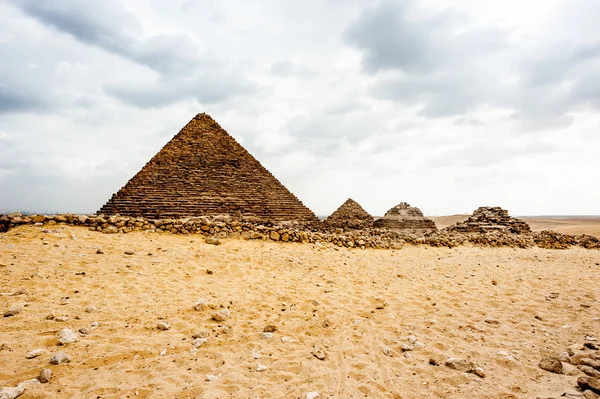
top-left (1, 225), bottom-right (599, 398)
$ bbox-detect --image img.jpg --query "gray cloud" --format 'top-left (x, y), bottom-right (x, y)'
top-left (344, 0), bottom-right (600, 129)
top-left (13, 0), bottom-right (254, 107)
top-left (0, 83), bottom-right (48, 114)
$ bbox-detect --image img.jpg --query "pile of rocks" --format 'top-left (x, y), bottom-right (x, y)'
top-left (323, 199), bottom-right (374, 230)
top-left (373, 202), bottom-right (437, 231)
top-left (538, 339), bottom-right (600, 398)
top-left (446, 206), bottom-right (531, 234)
top-left (1, 212), bottom-right (599, 250)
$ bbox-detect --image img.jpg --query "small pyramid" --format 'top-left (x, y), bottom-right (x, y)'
top-left (324, 198), bottom-right (374, 230)
top-left (98, 113), bottom-right (318, 222)
top-left (374, 202), bottom-right (437, 230)
top-left (446, 206), bottom-right (530, 234)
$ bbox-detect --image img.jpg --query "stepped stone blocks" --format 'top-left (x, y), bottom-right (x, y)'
top-left (98, 113), bottom-right (318, 222)
top-left (324, 198), bottom-right (374, 230)
top-left (374, 202), bottom-right (437, 231)
top-left (446, 206), bottom-right (531, 234)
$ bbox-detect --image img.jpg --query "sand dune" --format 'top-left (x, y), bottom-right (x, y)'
top-left (1, 225), bottom-right (599, 398)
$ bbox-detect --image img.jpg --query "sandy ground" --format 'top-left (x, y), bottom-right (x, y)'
top-left (1, 225), bottom-right (599, 399)
top-left (430, 215), bottom-right (600, 238)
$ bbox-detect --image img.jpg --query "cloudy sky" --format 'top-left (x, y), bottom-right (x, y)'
top-left (1, 0), bottom-right (599, 216)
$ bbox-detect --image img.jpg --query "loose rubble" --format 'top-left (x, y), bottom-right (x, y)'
top-left (1, 211), bottom-right (598, 250)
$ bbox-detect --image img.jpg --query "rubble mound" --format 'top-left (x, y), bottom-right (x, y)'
top-left (324, 199), bottom-right (374, 230)
top-left (446, 206), bottom-right (530, 234)
top-left (374, 202), bottom-right (437, 231)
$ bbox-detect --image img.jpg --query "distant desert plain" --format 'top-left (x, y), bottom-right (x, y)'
top-left (1, 216), bottom-right (599, 398)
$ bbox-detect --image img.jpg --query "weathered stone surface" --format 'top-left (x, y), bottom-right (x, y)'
top-left (539, 357), bottom-right (564, 374)
top-left (578, 377), bottom-right (600, 394)
top-left (445, 357), bottom-right (474, 372)
top-left (50, 352), bottom-right (71, 365)
top-left (374, 202), bottom-right (437, 231)
top-left (447, 206), bottom-right (530, 234)
top-left (324, 198), bottom-right (374, 230)
top-left (38, 369), bottom-right (52, 383)
top-left (58, 329), bottom-right (77, 345)
top-left (97, 113), bottom-right (319, 222)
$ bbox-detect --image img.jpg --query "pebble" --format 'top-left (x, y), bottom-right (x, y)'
top-left (159, 348), bottom-right (167, 356)
top-left (192, 330), bottom-right (209, 339)
top-left (281, 336), bottom-right (296, 343)
top-left (192, 338), bottom-right (207, 348)
top-left (211, 309), bottom-right (230, 322)
top-left (91, 321), bottom-right (99, 329)
top-left (401, 344), bottom-right (414, 352)
top-left (189, 347), bottom-right (198, 356)
top-left (252, 349), bottom-right (262, 359)
top-left (256, 364), bottom-right (268, 372)
top-left (46, 314), bottom-right (55, 320)
top-left (206, 269), bottom-right (214, 275)
top-left (262, 332), bottom-right (274, 340)
top-left (85, 306), bottom-right (96, 313)
top-left (205, 237), bottom-right (220, 245)
top-left (485, 318), bottom-right (500, 325)
top-left (429, 358), bottom-right (440, 366)
top-left (205, 374), bottom-right (219, 381)
top-left (312, 346), bottom-right (327, 361)
top-left (473, 366), bottom-right (486, 378)
top-left (50, 352), bottom-right (71, 364)
top-left (124, 251), bottom-right (134, 255)
top-left (408, 335), bottom-right (417, 344)
top-left (58, 329), bottom-right (78, 345)
top-left (25, 349), bottom-right (45, 359)
top-left (263, 325), bottom-right (278, 333)
top-left (306, 392), bottom-right (320, 399)
top-left (382, 347), bottom-right (393, 357)
top-left (157, 321), bottom-right (171, 331)
top-left (3, 307), bottom-right (21, 317)
top-left (54, 315), bottom-right (69, 322)
top-left (445, 357), bottom-right (475, 372)
top-left (38, 368), bottom-right (52, 383)
top-left (193, 300), bottom-right (206, 311)
top-left (96, 249), bottom-right (104, 254)
top-left (539, 356), bottom-right (564, 374)
top-left (79, 328), bottom-right (90, 336)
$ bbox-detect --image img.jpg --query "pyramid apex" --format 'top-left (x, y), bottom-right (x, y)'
top-left (194, 112), bottom-right (214, 120)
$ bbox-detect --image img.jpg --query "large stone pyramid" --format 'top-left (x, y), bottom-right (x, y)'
top-left (324, 198), bottom-right (374, 230)
top-left (98, 113), bottom-right (318, 222)
top-left (374, 202), bottom-right (437, 231)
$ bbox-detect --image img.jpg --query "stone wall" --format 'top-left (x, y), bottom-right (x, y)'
top-left (98, 114), bottom-right (318, 222)
top-left (2, 213), bottom-right (598, 250)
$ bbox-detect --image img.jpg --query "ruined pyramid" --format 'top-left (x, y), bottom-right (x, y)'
top-left (98, 113), bottom-right (319, 222)
top-left (324, 198), bottom-right (374, 230)
top-left (374, 202), bottom-right (437, 231)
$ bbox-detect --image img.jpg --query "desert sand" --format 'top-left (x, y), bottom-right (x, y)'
top-left (1, 224), bottom-right (599, 399)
